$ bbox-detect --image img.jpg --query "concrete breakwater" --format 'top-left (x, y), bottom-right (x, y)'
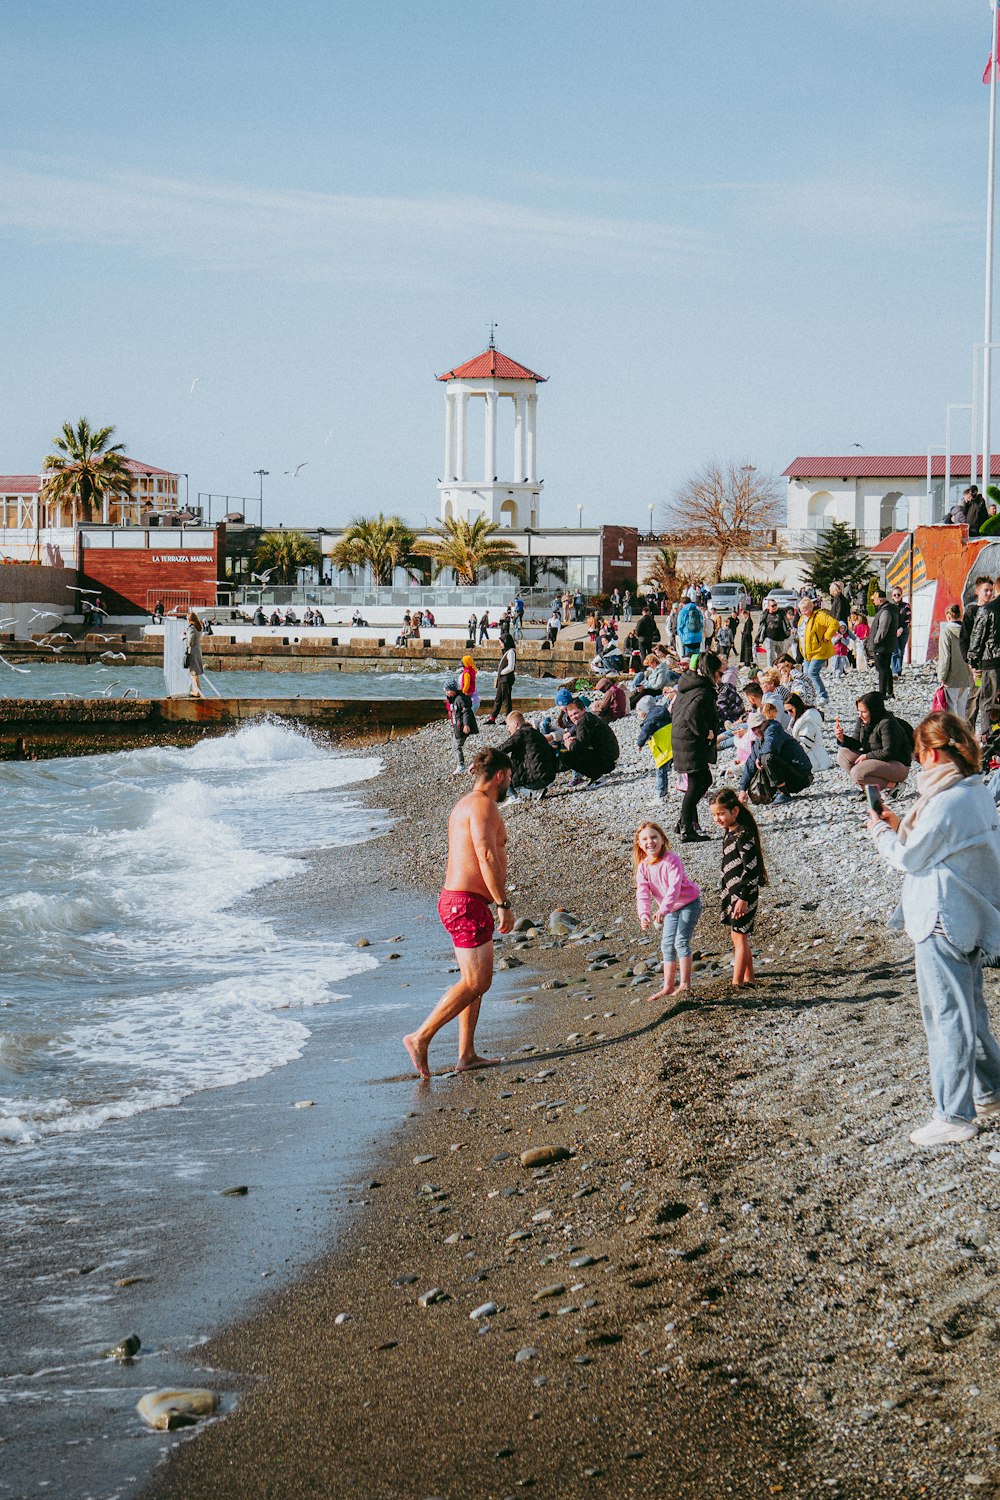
top-left (0, 696), bottom-right (549, 760)
top-left (2, 632), bottom-right (591, 676)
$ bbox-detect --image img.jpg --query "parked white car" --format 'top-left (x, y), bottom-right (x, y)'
top-left (709, 582), bottom-right (751, 614)
top-left (762, 587), bottom-right (799, 611)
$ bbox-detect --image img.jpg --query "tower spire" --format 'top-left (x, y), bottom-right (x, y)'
top-left (488, 320), bottom-right (498, 350)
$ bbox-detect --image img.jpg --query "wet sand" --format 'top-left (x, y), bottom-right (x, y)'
top-left (140, 703), bottom-right (1000, 1499)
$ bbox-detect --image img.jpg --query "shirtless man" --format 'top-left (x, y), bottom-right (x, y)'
top-left (403, 747), bottom-right (515, 1079)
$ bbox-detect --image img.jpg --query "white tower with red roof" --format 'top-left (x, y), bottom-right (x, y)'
top-left (436, 332), bottom-right (545, 530)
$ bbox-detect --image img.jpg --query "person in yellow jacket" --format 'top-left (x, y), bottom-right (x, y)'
top-left (796, 594), bottom-right (840, 707)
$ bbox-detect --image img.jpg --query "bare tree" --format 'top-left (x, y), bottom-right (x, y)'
top-left (665, 461), bottom-right (782, 581)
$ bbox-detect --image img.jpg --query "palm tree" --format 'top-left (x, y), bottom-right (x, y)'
top-left (642, 545), bottom-right (685, 595)
top-left (41, 419), bottom-right (134, 524)
top-left (423, 515), bottom-right (524, 586)
top-left (253, 530), bottom-right (322, 584)
top-left (329, 514), bottom-right (418, 586)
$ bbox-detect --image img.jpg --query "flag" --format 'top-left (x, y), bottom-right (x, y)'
top-left (986, 4), bottom-right (999, 84)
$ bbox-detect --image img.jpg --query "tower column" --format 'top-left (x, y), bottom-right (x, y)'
top-left (455, 391), bottom-right (468, 481)
top-left (485, 392), bottom-right (498, 483)
top-left (444, 391), bottom-right (455, 481)
top-left (525, 395), bottom-right (537, 482)
top-left (514, 394), bottom-right (525, 480)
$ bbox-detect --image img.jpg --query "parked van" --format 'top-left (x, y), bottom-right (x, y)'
top-left (709, 582), bottom-right (751, 614)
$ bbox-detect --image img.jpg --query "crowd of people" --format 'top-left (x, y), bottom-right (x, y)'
top-left (423, 573), bottom-right (1000, 1151)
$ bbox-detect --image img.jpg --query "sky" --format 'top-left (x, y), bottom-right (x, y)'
top-left (2, 0), bottom-right (998, 530)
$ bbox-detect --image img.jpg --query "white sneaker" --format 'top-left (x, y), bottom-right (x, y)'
top-left (452, 764), bottom-right (465, 775)
top-left (975, 1098), bottom-right (1000, 1118)
top-left (909, 1118), bottom-right (978, 1146)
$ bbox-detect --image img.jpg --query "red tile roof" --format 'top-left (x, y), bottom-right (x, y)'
top-left (0, 459), bottom-right (176, 492)
top-left (784, 455), bottom-right (1000, 480)
top-left (437, 347), bottom-right (546, 382)
top-left (869, 529), bottom-right (909, 554)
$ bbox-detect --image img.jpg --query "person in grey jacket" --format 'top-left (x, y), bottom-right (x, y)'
top-left (966, 578), bottom-right (1000, 733)
top-left (867, 590), bottom-right (898, 699)
top-left (869, 711), bottom-right (1000, 1146)
top-left (184, 611), bottom-right (205, 698)
top-left (937, 604), bottom-right (973, 719)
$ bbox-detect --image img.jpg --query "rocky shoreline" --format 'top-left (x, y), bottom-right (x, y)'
top-left (142, 663), bottom-right (1000, 1500)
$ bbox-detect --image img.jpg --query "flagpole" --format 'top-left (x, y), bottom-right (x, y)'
top-left (983, 0), bottom-right (998, 497)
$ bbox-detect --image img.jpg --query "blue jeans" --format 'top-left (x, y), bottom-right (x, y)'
top-left (660, 896), bottom-right (702, 964)
top-left (913, 933), bottom-right (1000, 1123)
top-left (655, 764), bottom-right (670, 799)
top-left (805, 658), bottom-right (828, 704)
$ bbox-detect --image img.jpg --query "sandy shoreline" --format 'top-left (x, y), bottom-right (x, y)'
top-left (140, 678), bottom-right (1000, 1499)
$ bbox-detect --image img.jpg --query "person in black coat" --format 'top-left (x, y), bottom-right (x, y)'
top-left (670, 652), bottom-right (723, 841)
top-left (635, 605), bottom-right (661, 654)
top-left (495, 712), bottom-right (558, 798)
top-left (560, 700), bottom-right (620, 785)
top-left (867, 590), bottom-right (898, 699)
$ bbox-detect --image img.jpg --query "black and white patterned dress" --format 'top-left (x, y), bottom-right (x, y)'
top-left (720, 827), bottom-right (760, 935)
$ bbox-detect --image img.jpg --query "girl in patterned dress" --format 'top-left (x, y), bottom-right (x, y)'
top-left (709, 787), bottom-right (768, 988)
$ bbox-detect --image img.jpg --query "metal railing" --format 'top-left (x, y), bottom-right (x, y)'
top-left (228, 584), bottom-right (569, 609)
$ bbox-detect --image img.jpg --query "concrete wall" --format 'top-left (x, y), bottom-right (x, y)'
top-left (0, 563), bottom-right (72, 605)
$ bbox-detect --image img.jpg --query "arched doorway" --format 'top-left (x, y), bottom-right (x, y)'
top-left (807, 490), bottom-right (837, 531)
top-left (499, 498), bottom-right (519, 528)
top-left (879, 491), bottom-right (905, 535)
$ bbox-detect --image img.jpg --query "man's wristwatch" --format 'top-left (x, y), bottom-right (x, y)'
top-left (495, 899), bottom-right (511, 909)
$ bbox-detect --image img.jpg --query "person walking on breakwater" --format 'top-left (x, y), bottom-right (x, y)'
top-left (868, 712), bottom-right (1000, 1147)
top-left (634, 821), bottom-right (702, 999)
top-left (710, 787), bottom-right (767, 989)
top-left (404, 748), bottom-right (515, 1079)
top-left (184, 611), bottom-right (205, 698)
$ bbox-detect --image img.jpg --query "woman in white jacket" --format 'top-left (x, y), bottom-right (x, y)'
top-left (869, 711), bottom-right (1000, 1146)
top-left (936, 602), bottom-right (973, 719)
top-left (785, 693), bottom-right (831, 772)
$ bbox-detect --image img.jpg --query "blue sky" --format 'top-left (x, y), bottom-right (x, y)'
top-left (2, 0), bottom-right (997, 528)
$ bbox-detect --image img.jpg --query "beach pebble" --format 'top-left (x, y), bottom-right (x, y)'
top-left (294, 1100), bottom-right (316, 1109)
top-left (418, 1287), bottom-right (448, 1307)
top-left (392, 1274), bottom-right (418, 1287)
top-left (548, 910), bottom-right (581, 936)
top-left (413, 1155), bottom-right (436, 1165)
top-left (531, 1283), bottom-right (565, 1302)
top-left (101, 1334), bottom-right (141, 1360)
top-left (136, 1389), bottom-right (219, 1431)
top-left (219, 1185), bottom-right (249, 1196)
top-left (115, 1276), bottom-right (147, 1288)
top-left (355, 937), bottom-right (370, 947)
top-left (515, 1347), bottom-right (539, 1362)
top-left (334, 1312), bottom-right (351, 1325)
top-left (520, 1145), bottom-right (571, 1169)
top-left (569, 1255), bottom-right (597, 1268)
top-left (470, 1302), bottom-right (499, 1320)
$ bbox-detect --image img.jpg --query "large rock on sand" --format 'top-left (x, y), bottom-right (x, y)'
top-left (137, 1389), bottom-right (219, 1430)
top-left (548, 910), bottom-right (581, 936)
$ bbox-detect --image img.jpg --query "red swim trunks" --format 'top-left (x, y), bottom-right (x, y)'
top-left (438, 889), bottom-right (495, 950)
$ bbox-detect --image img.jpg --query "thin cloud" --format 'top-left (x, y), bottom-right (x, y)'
top-left (0, 162), bottom-right (707, 286)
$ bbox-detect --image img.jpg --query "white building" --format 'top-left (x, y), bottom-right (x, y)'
top-left (436, 341), bottom-right (544, 531)
top-left (783, 454), bottom-right (1000, 545)
top-left (0, 459), bottom-right (182, 563)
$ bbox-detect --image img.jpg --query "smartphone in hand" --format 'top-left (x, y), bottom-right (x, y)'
top-left (865, 785), bottom-right (885, 815)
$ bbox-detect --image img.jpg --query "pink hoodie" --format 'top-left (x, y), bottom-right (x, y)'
top-left (635, 852), bottom-right (701, 922)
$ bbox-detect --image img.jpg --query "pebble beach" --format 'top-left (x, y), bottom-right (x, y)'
top-left (139, 658), bottom-right (1000, 1500)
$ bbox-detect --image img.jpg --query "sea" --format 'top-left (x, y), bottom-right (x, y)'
top-left (0, 709), bottom-right (526, 1499)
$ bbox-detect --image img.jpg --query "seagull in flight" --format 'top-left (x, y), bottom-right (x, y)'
top-left (37, 641), bottom-right (67, 653)
top-left (0, 654), bottom-right (29, 674)
top-left (100, 650), bottom-right (127, 662)
top-left (66, 586), bottom-right (101, 596)
top-left (29, 609), bottom-right (60, 623)
top-left (324, 428), bottom-right (335, 446)
top-left (284, 462), bottom-right (308, 478)
top-left (189, 377), bottom-right (202, 395)
top-left (251, 568), bottom-right (276, 583)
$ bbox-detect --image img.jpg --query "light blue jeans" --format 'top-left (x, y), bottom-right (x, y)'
top-left (805, 658), bottom-right (829, 704)
top-left (913, 933), bottom-right (1000, 1123)
top-left (655, 764), bottom-right (670, 799)
top-left (660, 896), bottom-right (702, 964)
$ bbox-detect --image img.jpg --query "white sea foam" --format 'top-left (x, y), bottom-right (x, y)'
top-left (0, 722), bottom-right (384, 1146)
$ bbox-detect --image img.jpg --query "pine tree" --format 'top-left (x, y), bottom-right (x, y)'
top-left (804, 521), bottom-right (873, 595)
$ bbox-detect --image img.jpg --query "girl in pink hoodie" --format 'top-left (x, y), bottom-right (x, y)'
top-left (634, 821), bottom-right (703, 999)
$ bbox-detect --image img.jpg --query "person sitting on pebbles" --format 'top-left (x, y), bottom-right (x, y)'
top-left (738, 709), bottom-right (814, 805)
top-left (559, 698), bottom-right (620, 788)
top-left (494, 711), bottom-right (558, 800)
top-left (835, 691), bottom-right (914, 797)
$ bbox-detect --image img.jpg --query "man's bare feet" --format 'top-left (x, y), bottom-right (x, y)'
top-left (454, 1052), bottom-right (501, 1072)
top-left (670, 984), bottom-right (690, 995)
top-left (403, 1032), bottom-right (431, 1079)
top-left (645, 986), bottom-right (672, 1002)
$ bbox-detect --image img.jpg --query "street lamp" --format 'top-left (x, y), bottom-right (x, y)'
top-left (254, 470), bottom-right (268, 529)
top-left (647, 503), bottom-right (655, 538)
top-left (926, 445), bottom-right (945, 522)
top-left (945, 404), bottom-right (973, 521)
top-left (524, 526), bottom-right (534, 590)
top-left (577, 503), bottom-right (583, 529)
